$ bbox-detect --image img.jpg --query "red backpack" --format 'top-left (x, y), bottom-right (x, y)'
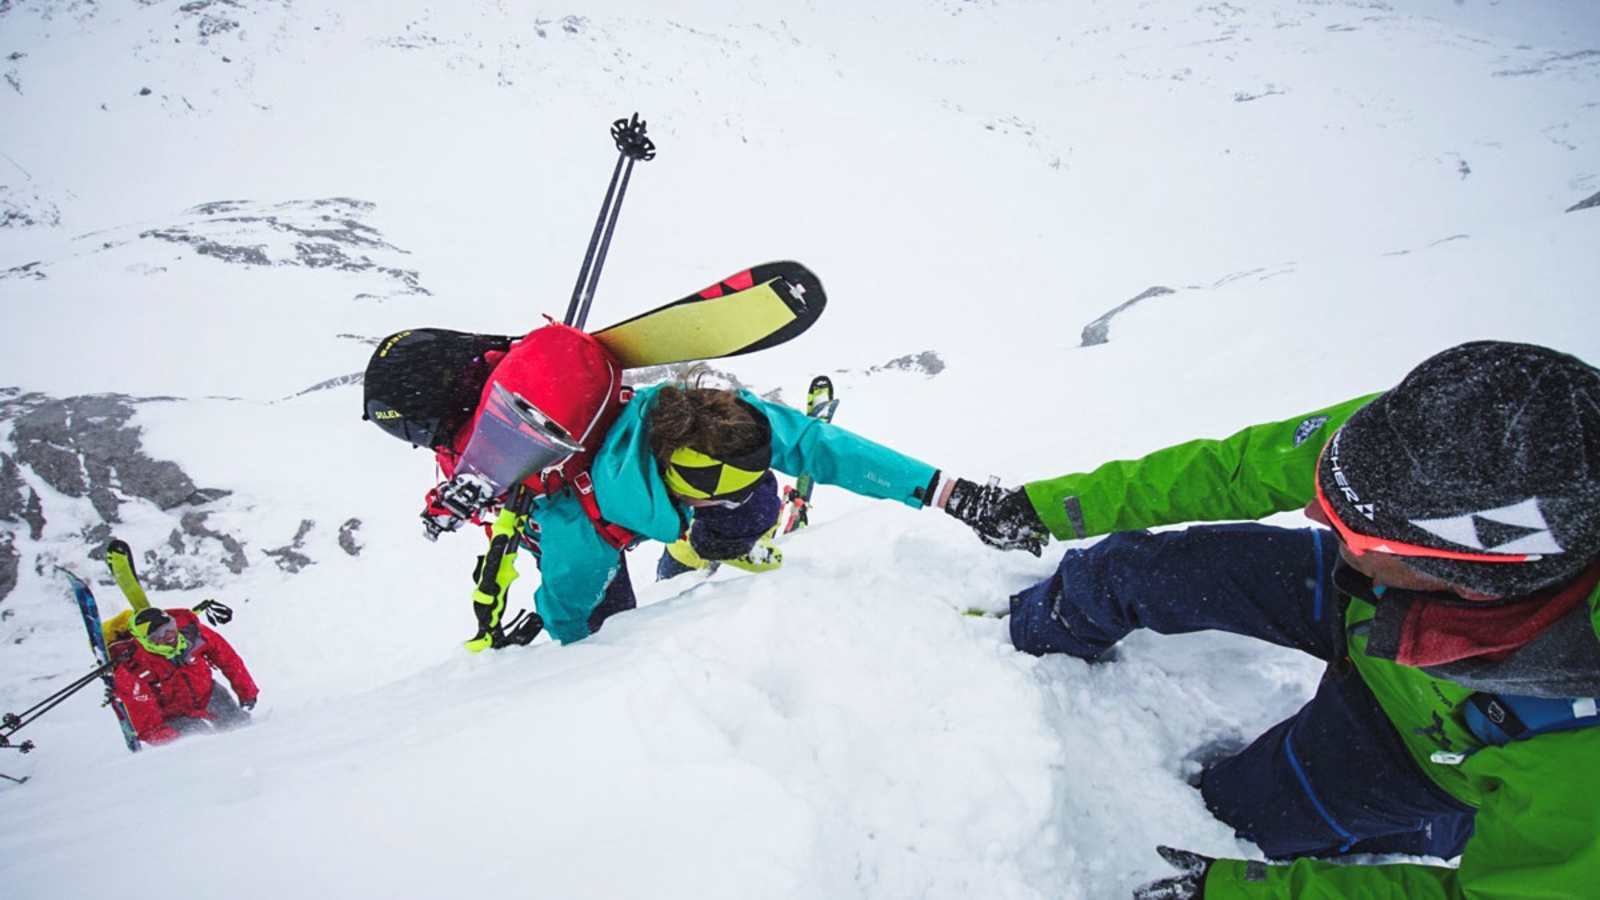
top-left (431, 322), bottom-right (635, 548)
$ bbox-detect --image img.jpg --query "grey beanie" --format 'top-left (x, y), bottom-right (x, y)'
top-left (1317, 341), bottom-right (1600, 598)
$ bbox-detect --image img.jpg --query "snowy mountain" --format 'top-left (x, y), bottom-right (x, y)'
top-left (2, 1), bottom-right (1597, 897)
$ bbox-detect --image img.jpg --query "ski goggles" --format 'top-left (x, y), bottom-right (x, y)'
top-left (455, 383), bottom-right (585, 497)
top-left (1313, 477), bottom-right (1539, 564)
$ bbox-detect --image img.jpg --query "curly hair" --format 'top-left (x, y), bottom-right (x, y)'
top-left (647, 386), bottom-right (767, 463)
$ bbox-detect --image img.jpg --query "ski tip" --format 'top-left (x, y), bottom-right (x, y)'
top-left (961, 607), bottom-right (1009, 619)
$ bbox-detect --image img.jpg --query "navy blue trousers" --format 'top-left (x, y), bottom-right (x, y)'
top-left (587, 553), bottom-right (637, 634)
top-left (656, 472), bottom-right (782, 581)
top-left (1010, 524), bottom-right (1476, 860)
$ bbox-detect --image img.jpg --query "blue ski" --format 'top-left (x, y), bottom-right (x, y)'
top-left (60, 570), bottom-right (141, 753)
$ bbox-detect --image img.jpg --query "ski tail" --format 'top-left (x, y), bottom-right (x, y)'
top-left (592, 261), bottom-right (826, 368)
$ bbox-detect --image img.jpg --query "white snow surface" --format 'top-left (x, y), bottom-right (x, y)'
top-left (1, 1), bottom-right (1598, 897)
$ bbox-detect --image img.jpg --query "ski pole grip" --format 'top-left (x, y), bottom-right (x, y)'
top-left (612, 113), bottom-right (657, 161)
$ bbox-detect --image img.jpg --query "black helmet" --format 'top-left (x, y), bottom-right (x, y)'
top-left (362, 329), bottom-right (512, 449)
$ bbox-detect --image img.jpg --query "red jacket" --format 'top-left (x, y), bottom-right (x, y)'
top-left (111, 609), bottom-right (258, 745)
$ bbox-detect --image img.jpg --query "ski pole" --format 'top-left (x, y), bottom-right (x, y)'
top-left (1, 659), bottom-right (118, 737)
top-left (0, 772), bottom-right (27, 784)
top-left (563, 112), bottom-right (657, 331)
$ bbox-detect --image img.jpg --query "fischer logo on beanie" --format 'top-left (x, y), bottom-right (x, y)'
top-left (1317, 341), bottom-right (1600, 598)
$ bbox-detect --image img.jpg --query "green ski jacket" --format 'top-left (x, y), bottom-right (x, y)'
top-left (1025, 396), bottom-right (1600, 899)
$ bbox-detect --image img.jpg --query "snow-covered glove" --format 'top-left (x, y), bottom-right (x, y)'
top-left (943, 478), bottom-right (1049, 556)
top-left (1132, 846), bottom-right (1213, 900)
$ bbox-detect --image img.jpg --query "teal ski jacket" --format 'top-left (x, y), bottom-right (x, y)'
top-left (525, 385), bottom-right (939, 643)
top-left (1024, 396), bottom-right (1600, 899)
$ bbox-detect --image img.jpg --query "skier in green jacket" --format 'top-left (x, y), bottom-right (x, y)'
top-left (942, 341), bottom-right (1600, 899)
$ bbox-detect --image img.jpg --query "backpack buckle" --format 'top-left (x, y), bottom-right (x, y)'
top-left (573, 471), bottom-right (595, 495)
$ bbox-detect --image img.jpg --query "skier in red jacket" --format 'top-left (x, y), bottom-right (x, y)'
top-left (111, 607), bottom-right (259, 745)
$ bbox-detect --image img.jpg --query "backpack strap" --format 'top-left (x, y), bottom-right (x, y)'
top-left (541, 470), bottom-right (636, 551)
top-left (1464, 692), bottom-right (1600, 746)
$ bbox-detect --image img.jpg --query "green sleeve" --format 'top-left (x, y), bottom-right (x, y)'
top-left (740, 391), bottom-right (939, 509)
top-left (1024, 394), bottom-right (1380, 540)
top-left (1203, 730), bottom-right (1600, 899)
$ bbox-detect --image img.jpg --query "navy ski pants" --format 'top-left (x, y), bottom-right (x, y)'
top-left (587, 554), bottom-right (637, 634)
top-left (1009, 524), bottom-right (1476, 860)
top-left (656, 472), bottom-right (782, 581)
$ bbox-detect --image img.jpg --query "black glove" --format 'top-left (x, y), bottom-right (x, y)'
top-left (1133, 846), bottom-right (1214, 900)
top-left (193, 598), bottom-right (234, 626)
top-left (944, 478), bottom-right (1049, 556)
top-left (239, 696), bottom-right (257, 712)
top-left (498, 611), bottom-right (545, 647)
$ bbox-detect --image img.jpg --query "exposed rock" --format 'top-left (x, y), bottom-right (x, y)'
top-left (1567, 190), bottom-right (1600, 213)
top-left (868, 351), bottom-right (945, 377)
top-left (141, 227), bottom-right (271, 265)
top-left (81, 522), bottom-right (113, 552)
top-left (338, 518), bottom-right (364, 556)
top-left (0, 532), bottom-right (18, 606)
top-left (0, 261), bottom-right (47, 280)
top-left (265, 519), bottom-right (315, 573)
top-left (0, 184), bottom-right (61, 229)
top-left (14, 438), bottom-right (87, 498)
top-left (0, 453), bottom-right (46, 539)
top-left (1, 390), bottom-right (253, 597)
top-left (142, 511), bottom-right (249, 589)
top-left (1080, 286), bottom-right (1177, 347)
top-left (293, 372), bottom-right (363, 398)
top-left (185, 512), bottom-right (248, 575)
top-left (9, 395), bottom-right (201, 521)
top-left (191, 199), bottom-right (252, 215)
top-left (188, 488), bottom-right (233, 505)
top-left (1233, 85), bottom-right (1285, 102)
top-left (132, 198), bottom-right (430, 296)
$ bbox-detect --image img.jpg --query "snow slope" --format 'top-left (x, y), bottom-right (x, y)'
top-left (2, 1), bottom-right (1598, 897)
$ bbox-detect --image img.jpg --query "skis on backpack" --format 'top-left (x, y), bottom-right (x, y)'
top-left (60, 570), bottom-right (141, 754)
top-left (105, 539), bottom-right (151, 612)
top-left (106, 537), bottom-right (233, 627)
top-left (782, 376), bottom-right (840, 534)
top-left (592, 261), bottom-right (827, 369)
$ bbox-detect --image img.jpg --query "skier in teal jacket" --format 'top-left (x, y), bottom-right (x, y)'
top-left (365, 323), bottom-right (955, 652)
top-left (942, 341), bottom-right (1600, 900)
top-left (513, 382), bottom-right (944, 645)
